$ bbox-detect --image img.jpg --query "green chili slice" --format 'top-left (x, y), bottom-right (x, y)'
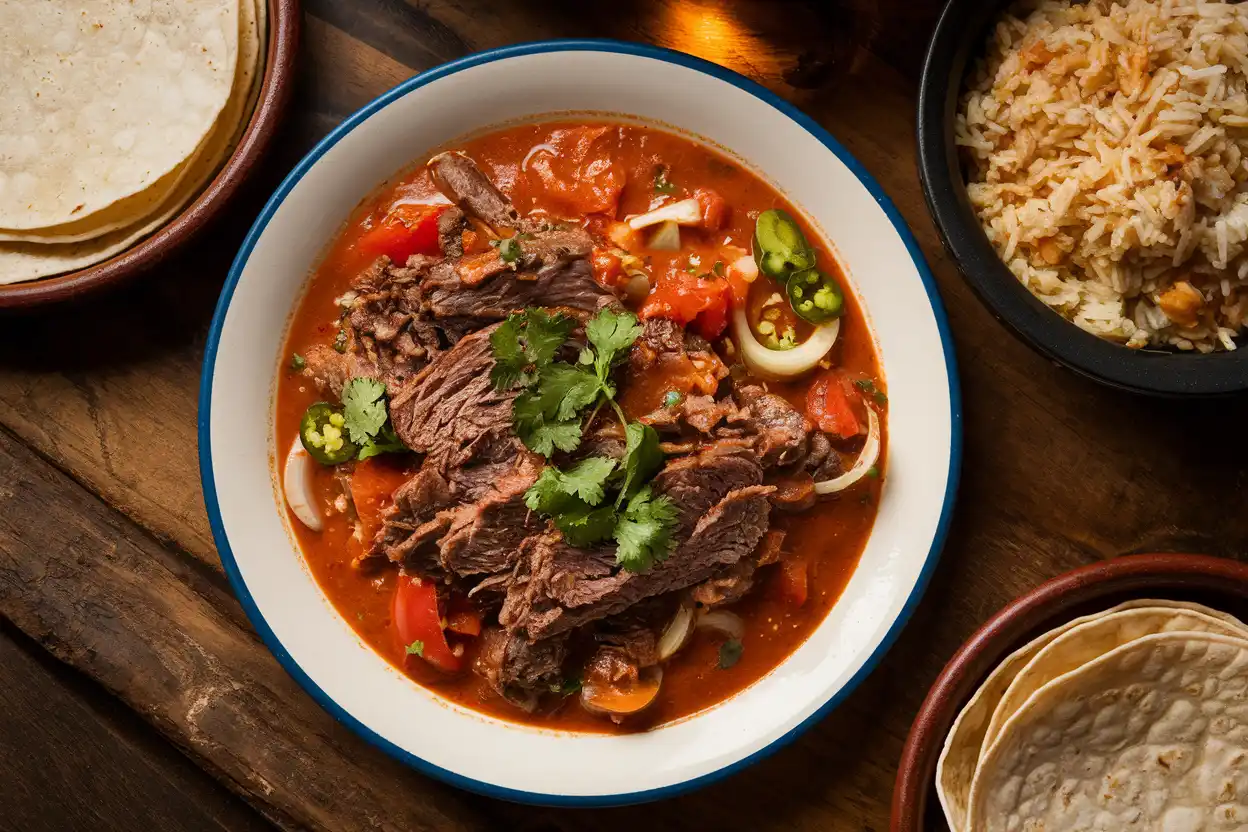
top-left (299, 402), bottom-right (358, 465)
top-left (753, 209), bottom-right (815, 278)
top-left (786, 268), bottom-right (844, 324)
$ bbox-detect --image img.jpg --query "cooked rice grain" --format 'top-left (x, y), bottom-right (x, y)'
top-left (958, 0), bottom-right (1248, 351)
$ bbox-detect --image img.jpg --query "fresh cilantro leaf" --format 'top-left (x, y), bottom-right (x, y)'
top-left (585, 308), bottom-right (644, 380)
top-left (718, 638), bottom-right (743, 669)
top-left (617, 422), bottom-right (664, 505)
top-left (489, 314), bottom-right (530, 390)
top-left (542, 364), bottom-right (605, 421)
top-left (290, 353), bottom-right (306, 372)
top-left (522, 418), bottom-right (583, 457)
top-left (558, 456), bottom-right (618, 505)
top-left (522, 309), bottom-right (575, 367)
top-left (653, 164), bottom-right (677, 195)
top-left (491, 236), bottom-right (523, 264)
top-left (578, 347), bottom-right (594, 366)
top-left (341, 377), bottom-right (389, 445)
top-left (357, 425), bottom-right (407, 460)
top-left (405, 640), bottom-right (425, 657)
top-left (613, 486), bottom-right (678, 572)
top-left (556, 500), bottom-right (619, 547)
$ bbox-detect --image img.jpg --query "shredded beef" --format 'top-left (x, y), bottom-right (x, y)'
top-left (475, 626), bottom-right (568, 711)
top-left (429, 151), bottom-right (528, 232)
top-left (387, 325), bottom-right (515, 472)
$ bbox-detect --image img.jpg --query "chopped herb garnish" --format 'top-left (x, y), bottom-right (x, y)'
top-left (712, 260), bottom-right (726, 277)
top-left (405, 640), bottom-right (425, 657)
top-left (290, 353), bottom-right (307, 372)
top-left (653, 164), bottom-right (677, 195)
top-left (516, 232), bottom-right (536, 241)
top-left (663, 390), bottom-right (683, 408)
top-left (718, 638), bottom-right (744, 669)
top-left (491, 236), bottom-right (524, 264)
top-left (613, 485), bottom-right (678, 573)
top-left (685, 263), bottom-right (698, 274)
top-left (498, 307), bottom-right (676, 571)
top-left (867, 466), bottom-right (880, 479)
top-left (852, 378), bottom-right (887, 404)
top-left (336, 377), bottom-right (408, 461)
top-left (333, 329), bottom-right (347, 353)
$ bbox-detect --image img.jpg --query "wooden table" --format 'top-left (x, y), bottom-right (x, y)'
top-left (4, 1), bottom-right (1248, 829)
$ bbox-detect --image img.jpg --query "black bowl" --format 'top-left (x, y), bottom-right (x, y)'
top-left (916, 0), bottom-right (1248, 396)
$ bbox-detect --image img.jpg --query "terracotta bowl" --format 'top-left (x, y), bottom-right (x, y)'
top-left (0, 0), bottom-right (301, 308)
top-left (891, 553), bottom-right (1248, 831)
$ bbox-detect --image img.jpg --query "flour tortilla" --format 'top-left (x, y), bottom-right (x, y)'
top-left (0, 0), bottom-right (265, 282)
top-left (0, 0), bottom-right (239, 231)
top-left (0, 0), bottom-right (261, 244)
top-left (935, 599), bottom-right (1247, 831)
top-left (967, 631), bottom-right (1248, 831)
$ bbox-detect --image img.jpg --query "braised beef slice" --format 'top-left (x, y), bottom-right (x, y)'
top-left (511, 483), bottom-right (773, 643)
top-left (423, 256), bottom-right (614, 332)
top-left (387, 324), bottom-right (515, 472)
top-left (642, 394), bottom-right (742, 438)
top-left (651, 444), bottom-right (764, 538)
top-left (437, 206), bottom-right (467, 258)
top-left (436, 453), bottom-right (544, 577)
top-left (429, 152), bottom-right (528, 232)
top-left (593, 597), bottom-right (675, 668)
top-left (733, 384), bottom-right (811, 468)
top-left (770, 473), bottom-right (817, 512)
top-left (499, 534), bottom-right (617, 632)
top-left (369, 466), bottom-right (455, 568)
top-left (691, 559), bottom-right (756, 609)
top-left (475, 626), bottom-right (569, 711)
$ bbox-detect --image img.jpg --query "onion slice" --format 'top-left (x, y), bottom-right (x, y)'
top-left (814, 406), bottom-right (882, 495)
top-left (283, 437), bottom-right (323, 532)
top-left (627, 198), bottom-right (702, 230)
top-left (731, 303), bottom-right (839, 380)
top-left (657, 602), bottom-right (695, 660)
top-left (696, 610), bottom-right (745, 641)
top-left (520, 143), bottom-right (556, 172)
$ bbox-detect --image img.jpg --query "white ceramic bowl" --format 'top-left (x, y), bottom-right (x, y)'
top-left (200, 40), bottom-right (961, 806)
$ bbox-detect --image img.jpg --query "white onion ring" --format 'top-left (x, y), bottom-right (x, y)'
top-left (283, 438), bottom-right (323, 532)
top-left (521, 143), bottom-right (557, 172)
top-left (696, 610), bottom-right (745, 640)
top-left (731, 303), bottom-right (839, 380)
top-left (814, 406), bottom-right (881, 495)
top-left (657, 603), bottom-right (695, 660)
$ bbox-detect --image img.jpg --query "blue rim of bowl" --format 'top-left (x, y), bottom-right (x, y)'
top-left (198, 38), bottom-right (964, 807)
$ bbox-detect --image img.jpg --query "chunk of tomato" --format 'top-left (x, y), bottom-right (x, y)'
top-left (591, 246), bottom-right (624, 287)
top-left (393, 575), bottom-right (462, 673)
top-left (355, 204), bottom-right (445, 265)
top-left (525, 126), bottom-right (624, 216)
top-left (806, 371), bottom-right (867, 439)
top-left (349, 458), bottom-right (411, 545)
top-left (694, 188), bottom-right (727, 231)
top-left (639, 265), bottom-right (731, 340)
top-left (775, 558), bottom-right (809, 606)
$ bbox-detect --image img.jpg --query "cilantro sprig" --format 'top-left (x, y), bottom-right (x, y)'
top-left (490, 307), bottom-right (643, 458)
top-left (340, 378), bottom-right (408, 461)
top-left (492, 307), bottom-right (676, 572)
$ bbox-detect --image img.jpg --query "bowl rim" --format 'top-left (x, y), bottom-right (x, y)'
top-left (0, 0), bottom-right (301, 309)
top-left (199, 38), bottom-right (964, 806)
top-left (916, 0), bottom-right (1248, 396)
top-left (890, 552), bottom-right (1248, 830)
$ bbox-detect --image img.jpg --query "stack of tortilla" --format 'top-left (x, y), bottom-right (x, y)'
top-left (0, 0), bottom-right (268, 284)
top-left (938, 600), bottom-right (1248, 830)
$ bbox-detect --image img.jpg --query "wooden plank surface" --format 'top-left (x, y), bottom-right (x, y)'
top-left (1, 0), bottom-right (1247, 829)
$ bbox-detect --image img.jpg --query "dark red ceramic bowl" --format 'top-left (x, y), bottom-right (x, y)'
top-left (891, 553), bottom-right (1248, 831)
top-left (0, 0), bottom-right (300, 308)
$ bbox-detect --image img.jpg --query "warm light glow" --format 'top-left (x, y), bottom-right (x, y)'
top-left (659, 1), bottom-right (788, 80)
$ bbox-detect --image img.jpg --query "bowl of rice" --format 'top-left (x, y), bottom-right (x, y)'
top-left (919, 0), bottom-right (1248, 394)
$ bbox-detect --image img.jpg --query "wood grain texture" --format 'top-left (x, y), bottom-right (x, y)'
top-left (0, 622), bottom-right (272, 832)
top-left (0, 0), bottom-right (1246, 829)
